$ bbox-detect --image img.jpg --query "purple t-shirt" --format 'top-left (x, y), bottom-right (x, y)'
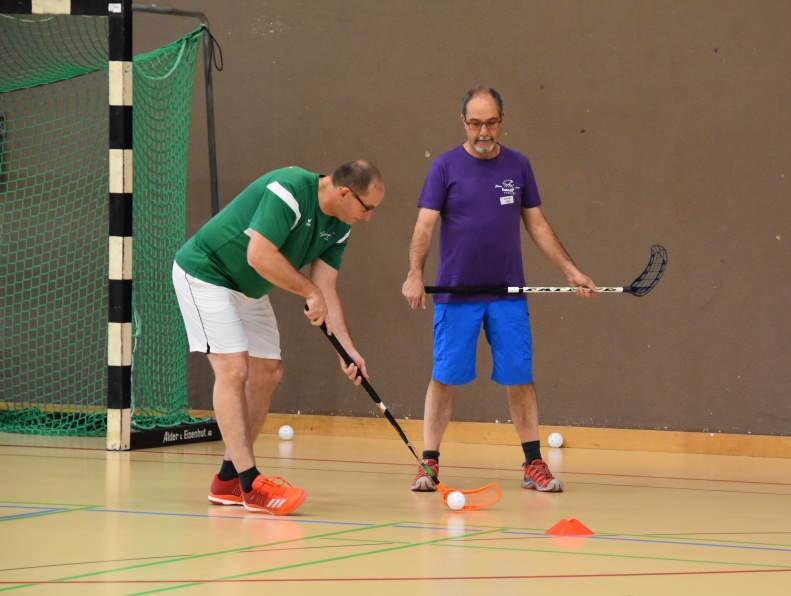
top-left (418, 145), bottom-right (542, 303)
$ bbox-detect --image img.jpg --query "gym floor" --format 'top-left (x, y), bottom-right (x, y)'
top-left (1, 430), bottom-right (790, 595)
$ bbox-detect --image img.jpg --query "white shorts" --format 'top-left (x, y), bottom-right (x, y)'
top-left (172, 262), bottom-right (281, 359)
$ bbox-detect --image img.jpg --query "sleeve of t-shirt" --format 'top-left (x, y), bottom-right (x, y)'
top-left (521, 157), bottom-right (542, 209)
top-left (248, 182), bottom-right (300, 248)
top-left (416, 158), bottom-right (448, 211)
top-left (319, 230), bottom-right (348, 271)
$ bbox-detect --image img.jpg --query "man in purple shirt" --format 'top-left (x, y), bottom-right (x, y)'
top-left (402, 85), bottom-right (597, 493)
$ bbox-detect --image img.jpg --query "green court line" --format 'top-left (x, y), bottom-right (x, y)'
top-left (324, 537), bottom-right (413, 545)
top-left (439, 541), bottom-right (791, 569)
top-left (128, 526), bottom-right (509, 595)
top-left (6, 522), bottom-right (790, 594)
top-left (0, 522), bottom-right (404, 593)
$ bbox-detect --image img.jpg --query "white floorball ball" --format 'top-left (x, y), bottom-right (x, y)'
top-left (278, 425), bottom-right (294, 441)
top-left (548, 432), bottom-right (564, 448)
top-left (447, 491), bottom-right (466, 510)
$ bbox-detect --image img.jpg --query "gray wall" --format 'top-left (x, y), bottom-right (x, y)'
top-left (135, 1), bottom-right (791, 436)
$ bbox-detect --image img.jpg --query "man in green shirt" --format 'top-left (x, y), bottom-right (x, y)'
top-left (173, 160), bottom-right (385, 515)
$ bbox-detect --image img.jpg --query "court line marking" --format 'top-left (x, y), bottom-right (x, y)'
top-left (3, 532), bottom-right (791, 592)
top-left (497, 531), bottom-right (791, 553)
top-left (3, 569), bottom-right (791, 585)
top-left (33, 505), bottom-right (791, 551)
top-left (4, 449), bottom-right (789, 496)
top-left (86, 509), bottom-right (791, 551)
top-left (1, 507), bottom-right (790, 590)
top-left (3, 443), bottom-right (790, 487)
top-left (439, 540), bottom-right (791, 569)
top-left (0, 504), bottom-right (97, 523)
top-left (126, 527), bottom-right (509, 595)
top-left (0, 556), bottom-right (193, 574)
top-left (88, 508), bottom-right (377, 527)
top-left (2, 443), bottom-right (789, 590)
top-left (0, 522), bottom-right (405, 594)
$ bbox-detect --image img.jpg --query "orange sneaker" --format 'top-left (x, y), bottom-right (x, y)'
top-left (411, 459), bottom-right (439, 492)
top-left (208, 475), bottom-right (243, 505)
top-left (522, 459), bottom-right (563, 492)
top-left (242, 475), bottom-right (307, 515)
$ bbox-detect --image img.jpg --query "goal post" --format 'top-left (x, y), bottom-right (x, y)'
top-left (0, 0), bottom-right (221, 450)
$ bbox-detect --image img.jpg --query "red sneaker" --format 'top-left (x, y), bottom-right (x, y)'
top-left (208, 475), bottom-right (243, 505)
top-left (242, 475), bottom-right (307, 515)
top-left (522, 459), bottom-right (563, 492)
top-left (411, 459), bottom-right (439, 492)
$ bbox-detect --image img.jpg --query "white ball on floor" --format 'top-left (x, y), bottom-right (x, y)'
top-left (278, 425), bottom-right (294, 441)
top-left (548, 432), bottom-right (564, 448)
top-left (447, 491), bottom-right (466, 510)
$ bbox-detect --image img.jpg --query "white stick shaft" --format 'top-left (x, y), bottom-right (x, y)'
top-left (509, 286), bottom-right (625, 293)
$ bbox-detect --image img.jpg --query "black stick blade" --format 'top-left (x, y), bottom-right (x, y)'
top-left (628, 244), bottom-right (667, 296)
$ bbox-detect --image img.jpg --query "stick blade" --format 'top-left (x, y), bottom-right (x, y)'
top-left (628, 244), bottom-right (668, 296)
top-left (439, 481), bottom-right (502, 511)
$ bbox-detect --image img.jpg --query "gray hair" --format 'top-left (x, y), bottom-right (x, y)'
top-left (461, 85), bottom-right (504, 117)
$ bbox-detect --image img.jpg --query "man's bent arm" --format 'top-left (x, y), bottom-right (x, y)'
top-left (247, 230), bottom-right (330, 327)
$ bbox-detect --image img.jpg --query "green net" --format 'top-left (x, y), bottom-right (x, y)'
top-left (131, 30), bottom-right (205, 430)
top-left (0, 14), bottom-right (205, 436)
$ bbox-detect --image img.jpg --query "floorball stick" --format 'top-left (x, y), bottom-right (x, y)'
top-left (317, 321), bottom-right (502, 511)
top-left (426, 244), bottom-right (667, 297)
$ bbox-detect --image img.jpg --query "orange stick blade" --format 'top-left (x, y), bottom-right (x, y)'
top-left (438, 481), bottom-right (502, 511)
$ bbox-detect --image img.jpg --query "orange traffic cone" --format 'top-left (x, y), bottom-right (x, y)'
top-left (546, 518), bottom-right (594, 536)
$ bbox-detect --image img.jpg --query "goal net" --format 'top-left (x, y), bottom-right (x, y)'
top-left (0, 13), bottom-right (206, 438)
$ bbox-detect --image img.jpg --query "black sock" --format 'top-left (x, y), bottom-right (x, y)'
top-left (238, 466), bottom-right (261, 493)
top-left (522, 440), bottom-right (542, 464)
top-left (218, 460), bottom-right (237, 481)
top-left (422, 450), bottom-right (440, 463)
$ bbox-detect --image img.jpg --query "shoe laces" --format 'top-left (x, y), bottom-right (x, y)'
top-left (261, 476), bottom-right (293, 496)
top-left (526, 460), bottom-right (552, 478)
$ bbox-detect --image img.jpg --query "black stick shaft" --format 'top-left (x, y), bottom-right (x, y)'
top-left (317, 322), bottom-right (440, 483)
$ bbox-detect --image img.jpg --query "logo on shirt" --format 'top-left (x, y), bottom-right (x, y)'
top-left (495, 179), bottom-right (520, 206)
top-left (305, 218), bottom-right (313, 227)
top-left (320, 231), bottom-right (336, 241)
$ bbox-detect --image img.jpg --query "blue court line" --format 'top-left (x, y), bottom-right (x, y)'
top-left (394, 524), bottom-right (484, 532)
top-left (0, 509), bottom-right (62, 521)
top-left (88, 509), bottom-right (378, 527)
top-left (87, 509), bottom-right (486, 533)
top-left (0, 505), bottom-right (72, 522)
top-left (85, 509), bottom-right (791, 552)
top-left (500, 530), bottom-right (791, 553)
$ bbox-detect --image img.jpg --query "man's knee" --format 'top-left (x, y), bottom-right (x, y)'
top-left (249, 358), bottom-right (284, 389)
top-left (208, 353), bottom-right (250, 386)
top-left (267, 360), bottom-right (284, 384)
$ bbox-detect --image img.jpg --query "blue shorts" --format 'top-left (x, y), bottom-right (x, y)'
top-left (432, 300), bottom-right (533, 386)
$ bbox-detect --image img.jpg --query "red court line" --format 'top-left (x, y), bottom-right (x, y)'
top-left (2, 443), bottom-right (790, 487)
top-left (3, 568), bottom-right (791, 584)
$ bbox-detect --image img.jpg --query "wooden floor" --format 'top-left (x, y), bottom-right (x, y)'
top-left (1, 429), bottom-right (791, 595)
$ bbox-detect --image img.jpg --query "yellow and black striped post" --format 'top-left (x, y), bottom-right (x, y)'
top-left (0, 1), bottom-right (133, 451)
top-left (1, 0), bottom-right (222, 450)
top-left (106, 0), bottom-right (134, 450)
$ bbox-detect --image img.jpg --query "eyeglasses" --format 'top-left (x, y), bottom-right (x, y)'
top-left (464, 118), bottom-right (501, 131)
top-left (346, 188), bottom-right (375, 212)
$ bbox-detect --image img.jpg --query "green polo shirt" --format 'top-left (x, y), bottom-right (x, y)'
top-left (175, 167), bottom-right (349, 298)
